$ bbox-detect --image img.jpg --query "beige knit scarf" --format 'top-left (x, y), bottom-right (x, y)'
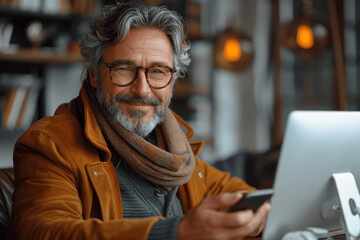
top-left (87, 85), bottom-right (195, 193)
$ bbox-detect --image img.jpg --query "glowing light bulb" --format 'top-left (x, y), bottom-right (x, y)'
top-left (296, 24), bottom-right (314, 49)
top-left (223, 38), bottom-right (241, 62)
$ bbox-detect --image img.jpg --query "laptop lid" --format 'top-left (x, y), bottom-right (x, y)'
top-left (263, 111), bottom-right (360, 240)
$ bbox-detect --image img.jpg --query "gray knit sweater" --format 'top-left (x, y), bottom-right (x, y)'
top-left (111, 152), bottom-right (184, 240)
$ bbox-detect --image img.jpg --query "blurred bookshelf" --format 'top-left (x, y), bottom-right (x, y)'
top-left (0, 0), bottom-right (100, 128)
top-left (0, 0), bottom-right (101, 167)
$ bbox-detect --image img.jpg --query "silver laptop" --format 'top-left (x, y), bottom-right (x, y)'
top-left (263, 111), bottom-right (360, 240)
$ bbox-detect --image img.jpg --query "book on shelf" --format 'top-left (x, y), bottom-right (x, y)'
top-left (19, 0), bottom-right (41, 12)
top-left (11, 0), bottom-right (19, 7)
top-left (16, 83), bottom-right (40, 129)
top-left (41, 0), bottom-right (72, 15)
top-left (0, 22), bottom-right (14, 51)
top-left (2, 85), bottom-right (27, 130)
top-left (0, 0), bottom-right (20, 6)
top-left (1, 0), bottom-right (97, 15)
top-left (0, 74), bottom-right (40, 130)
top-left (42, 0), bottom-right (60, 14)
top-left (15, 87), bottom-right (30, 128)
top-left (0, 0), bottom-right (11, 5)
top-left (1, 87), bottom-right (17, 129)
top-left (58, 0), bottom-right (72, 15)
top-left (70, 0), bottom-right (96, 15)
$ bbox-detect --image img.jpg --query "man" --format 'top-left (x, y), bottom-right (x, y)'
top-left (8, 1), bottom-right (270, 239)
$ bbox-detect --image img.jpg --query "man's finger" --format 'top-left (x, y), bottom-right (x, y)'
top-left (200, 192), bottom-right (243, 210)
top-left (244, 202), bottom-right (271, 236)
top-left (204, 208), bottom-right (255, 228)
top-left (221, 202), bottom-right (270, 239)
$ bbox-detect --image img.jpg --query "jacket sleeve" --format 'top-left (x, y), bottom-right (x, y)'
top-left (8, 128), bottom-right (163, 240)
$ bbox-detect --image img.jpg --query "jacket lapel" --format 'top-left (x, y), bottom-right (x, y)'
top-left (86, 162), bottom-right (123, 220)
top-left (178, 141), bottom-right (206, 213)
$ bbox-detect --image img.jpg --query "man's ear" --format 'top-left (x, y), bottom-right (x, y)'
top-left (88, 68), bottom-right (98, 88)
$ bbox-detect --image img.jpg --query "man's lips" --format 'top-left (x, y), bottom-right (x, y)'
top-left (122, 102), bottom-right (155, 111)
top-left (123, 101), bottom-right (154, 106)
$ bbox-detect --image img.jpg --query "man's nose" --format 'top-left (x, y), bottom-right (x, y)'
top-left (129, 69), bottom-right (151, 97)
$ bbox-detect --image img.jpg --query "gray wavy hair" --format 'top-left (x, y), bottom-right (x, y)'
top-left (80, 1), bottom-right (191, 84)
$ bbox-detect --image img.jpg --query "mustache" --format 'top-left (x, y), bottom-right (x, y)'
top-left (114, 94), bottom-right (162, 106)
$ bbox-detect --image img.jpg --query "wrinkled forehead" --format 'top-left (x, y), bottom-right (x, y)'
top-left (102, 28), bottom-right (174, 67)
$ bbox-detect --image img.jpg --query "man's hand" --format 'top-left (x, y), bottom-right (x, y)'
top-left (177, 192), bottom-right (270, 240)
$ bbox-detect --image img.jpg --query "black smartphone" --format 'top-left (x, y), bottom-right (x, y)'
top-left (229, 188), bottom-right (274, 212)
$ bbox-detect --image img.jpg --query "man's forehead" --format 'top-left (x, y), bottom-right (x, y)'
top-left (102, 28), bottom-right (173, 65)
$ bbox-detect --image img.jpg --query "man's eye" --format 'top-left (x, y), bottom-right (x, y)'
top-left (150, 68), bottom-right (168, 74)
top-left (114, 65), bottom-right (134, 72)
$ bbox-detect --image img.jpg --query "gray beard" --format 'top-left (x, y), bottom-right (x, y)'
top-left (96, 84), bottom-right (168, 137)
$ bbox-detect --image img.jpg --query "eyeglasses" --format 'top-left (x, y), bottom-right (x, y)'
top-left (99, 60), bottom-right (177, 89)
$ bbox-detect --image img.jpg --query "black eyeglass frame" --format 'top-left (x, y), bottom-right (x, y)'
top-left (99, 60), bottom-right (177, 89)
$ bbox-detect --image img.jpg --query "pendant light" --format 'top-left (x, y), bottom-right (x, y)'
top-left (279, 0), bottom-right (330, 57)
top-left (213, 28), bottom-right (254, 71)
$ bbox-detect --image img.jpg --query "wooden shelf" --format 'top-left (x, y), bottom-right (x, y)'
top-left (0, 49), bottom-right (83, 64)
top-left (0, 5), bottom-right (70, 20)
top-left (0, 4), bottom-right (95, 20)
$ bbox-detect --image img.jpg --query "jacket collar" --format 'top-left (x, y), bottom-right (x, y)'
top-left (80, 83), bottom-right (110, 158)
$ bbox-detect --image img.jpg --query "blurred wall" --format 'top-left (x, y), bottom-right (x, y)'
top-left (205, 0), bottom-right (273, 160)
top-left (44, 64), bottom-right (83, 116)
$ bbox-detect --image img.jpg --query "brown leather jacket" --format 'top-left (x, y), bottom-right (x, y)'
top-left (8, 83), bottom-right (254, 240)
